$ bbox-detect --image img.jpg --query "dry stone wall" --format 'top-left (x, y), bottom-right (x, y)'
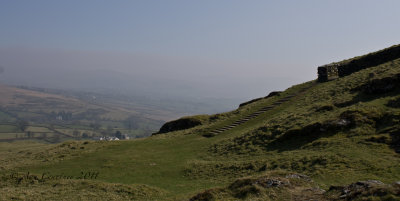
top-left (318, 45), bottom-right (400, 82)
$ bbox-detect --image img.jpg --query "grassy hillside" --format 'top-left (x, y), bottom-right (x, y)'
top-left (1, 46), bottom-right (400, 200)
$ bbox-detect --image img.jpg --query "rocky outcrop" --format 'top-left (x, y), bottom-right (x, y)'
top-left (239, 91), bottom-right (282, 108)
top-left (327, 180), bottom-right (400, 200)
top-left (190, 174), bottom-right (326, 201)
top-left (153, 117), bottom-right (202, 135)
top-left (190, 175), bottom-right (400, 201)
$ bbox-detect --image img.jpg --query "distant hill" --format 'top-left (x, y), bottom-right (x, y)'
top-left (0, 84), bottom-right (169, 141)
top-left (1, 45), bottom-right (400, 200)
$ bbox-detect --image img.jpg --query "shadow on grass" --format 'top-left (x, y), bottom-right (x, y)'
top-left (265, 122), bottom-right (342, 152)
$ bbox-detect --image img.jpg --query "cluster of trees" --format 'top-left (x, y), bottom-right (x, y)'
top-left (16, 119), bottom-right (29, 132)
top-left (72, 129), bottom-right (90, 138)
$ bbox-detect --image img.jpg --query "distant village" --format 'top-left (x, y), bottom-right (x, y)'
top-left (95, 134), bottom-right (130, 141)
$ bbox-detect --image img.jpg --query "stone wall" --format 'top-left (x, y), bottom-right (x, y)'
top-left (317, 64), bottom-right (339, 82)
top-left (318, 44), bottom-right (400, 82)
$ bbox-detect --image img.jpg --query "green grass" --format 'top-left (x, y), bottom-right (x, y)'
top-left (26, 126), bottom-right (52, 133)
top-left (0, 133), bottom-right (22, 139)
top-left (0, 124), bottom-right (18, 133)
top-left (0, 111), bottom-right (14, 122)
top-left (1, 50), bottom-right (400, 200)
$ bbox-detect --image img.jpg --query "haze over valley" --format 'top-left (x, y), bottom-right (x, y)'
top-left (1, 1), bottom-right (400, 200)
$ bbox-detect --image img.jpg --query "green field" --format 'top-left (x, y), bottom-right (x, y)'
top-left (0, 124), bottom-right (17, 133)
top-left (0, 111), bottom-right (14, 122)
top-left (1, 48), bottom-right (400, 200)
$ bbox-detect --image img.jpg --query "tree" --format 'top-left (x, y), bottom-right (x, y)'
top-left (73, 130), bottom-right (80, 138)
top-left (90, 122), bottom-right (101, 131)
top-left (16, 120), bottom-right (28, 132)
top-left (115, 130), bottom-right (122, 139)
top-left (82, 133), bottom-right (89, 138)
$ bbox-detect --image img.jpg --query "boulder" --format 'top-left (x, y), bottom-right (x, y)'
top-left (153, 117), bottom-right (202, 135)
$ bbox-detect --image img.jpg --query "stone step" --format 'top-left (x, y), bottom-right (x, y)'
top-left (205, 91), bottom-right (310, 137)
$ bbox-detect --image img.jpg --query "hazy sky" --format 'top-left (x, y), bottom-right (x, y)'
top-left (1, 0), bottom-right (400, 101)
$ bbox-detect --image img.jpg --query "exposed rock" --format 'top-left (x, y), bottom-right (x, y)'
top-left (285, 173), bottom-right (312, 181)
top-left (239, 91), bottom-right (282, 108)
top-left (190, 174), bottom-right (328, 201)
top-left (239, 97), bottom-right (263, 108)
top-left (229, 176), bottom-right (288, 190)
top-left (326, 180), bottom-right (400, 200)
top-left (153, 117), bottom-right (202, 135)
top-left (266, 91), bottom-right (282, 98)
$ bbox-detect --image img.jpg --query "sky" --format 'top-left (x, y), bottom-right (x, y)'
top-left (1, 0), bottom-right (400, 103)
